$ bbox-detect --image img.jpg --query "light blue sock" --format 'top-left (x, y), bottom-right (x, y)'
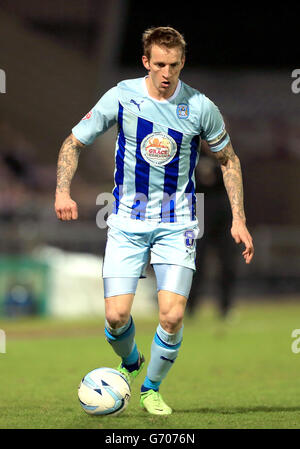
top-left (105, 316), bottom-right (139, 368)
top-left (141, 323), bottom-right (183, 392)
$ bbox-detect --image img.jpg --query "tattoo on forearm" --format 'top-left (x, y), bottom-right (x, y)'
top-left (56, 135), bottom-right (82, 194)
top-left (214, 142), bottom-right (246, 221)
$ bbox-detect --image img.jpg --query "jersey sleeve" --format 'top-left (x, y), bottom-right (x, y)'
top-left (200, 96), bottom-right (230, 152)
top-left (72, 86), bottom-right (118, 145)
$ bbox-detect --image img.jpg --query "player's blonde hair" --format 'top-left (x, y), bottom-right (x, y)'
top-left (142, 26), bottom-right (186, 60)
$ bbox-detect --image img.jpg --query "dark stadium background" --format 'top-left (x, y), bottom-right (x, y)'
top-left (0, 0), bottom-right (299, 319)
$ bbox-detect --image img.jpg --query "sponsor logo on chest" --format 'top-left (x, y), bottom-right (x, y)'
top-left (141, 132), bottom-right (177, 166)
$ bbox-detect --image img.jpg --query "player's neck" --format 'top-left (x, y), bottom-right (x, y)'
top-left (145, 76), bottom-right (178, 101)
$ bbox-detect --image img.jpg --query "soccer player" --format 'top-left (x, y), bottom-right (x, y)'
top-left (55, 26), bottom-right (254, 415)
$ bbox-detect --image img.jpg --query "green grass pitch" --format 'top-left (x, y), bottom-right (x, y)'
top-left (0, 299), bottom-right (300, 429)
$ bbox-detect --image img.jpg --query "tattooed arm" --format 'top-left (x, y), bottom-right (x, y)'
top-left (212, 141), bottom-right (254, 264)
top-left (55, 133), bottom-right (85, 221)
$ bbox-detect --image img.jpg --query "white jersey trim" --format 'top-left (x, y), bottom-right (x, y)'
top-left (119, 100), bottom-right (198, 137)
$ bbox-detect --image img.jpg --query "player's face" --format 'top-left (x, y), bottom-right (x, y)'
top-left (142, 44), bottom-right (185, 99)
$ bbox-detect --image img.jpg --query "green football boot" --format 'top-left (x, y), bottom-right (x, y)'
top-left (117, 353), bottom-right (145, 386)
top-left (140, 389), bottom-right (172, 415)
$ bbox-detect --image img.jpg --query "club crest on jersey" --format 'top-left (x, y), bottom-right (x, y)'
top-left (141, 132), bottom-right (177, 167)
top-left (176, 103), bottom-right (189, 119)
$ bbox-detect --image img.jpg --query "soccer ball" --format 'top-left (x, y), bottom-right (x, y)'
top-left (78, 367), bottom-right (131, 416)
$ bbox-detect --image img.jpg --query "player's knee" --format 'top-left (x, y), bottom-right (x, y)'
top-left (159, 310), bottom-right (184, 334)
top-left (105, 309), bottom-right (130, 330)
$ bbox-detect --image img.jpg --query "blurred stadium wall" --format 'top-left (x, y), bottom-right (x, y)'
top-left (0, 1), bottom-right (299, 318)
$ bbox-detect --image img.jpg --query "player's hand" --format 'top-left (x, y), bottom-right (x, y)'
top-left (231, 219), bottom-right (254, 264)
top-left (55, 192), bottom-right (78, 221)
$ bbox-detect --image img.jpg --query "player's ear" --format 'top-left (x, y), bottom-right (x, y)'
top-left (180, 54), bottom-right (185, 69)
top-left (142, 55), bottom-right (150, 71)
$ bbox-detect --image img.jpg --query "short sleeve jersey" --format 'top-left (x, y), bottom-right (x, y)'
top-left (72, 77), bottom-right (230, 223)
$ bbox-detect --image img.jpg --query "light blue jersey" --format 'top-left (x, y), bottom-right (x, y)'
top-left (72, 77), bottom-right (230, 223)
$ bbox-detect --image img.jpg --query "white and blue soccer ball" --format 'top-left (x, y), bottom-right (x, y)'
top-left (78, 367), bottom-right (131, 416)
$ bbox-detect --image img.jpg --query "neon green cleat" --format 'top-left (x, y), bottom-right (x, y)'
top-left (117, 353), bottom-right (145, 386)
top-left (140, 389), bottom-right (172, 415)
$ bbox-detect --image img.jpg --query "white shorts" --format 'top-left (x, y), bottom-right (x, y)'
top-left (102, 214), bottom-right (199, 278)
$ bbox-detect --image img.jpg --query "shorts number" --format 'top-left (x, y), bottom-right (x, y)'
top-left (184, 230), bottom-right (195, 249)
